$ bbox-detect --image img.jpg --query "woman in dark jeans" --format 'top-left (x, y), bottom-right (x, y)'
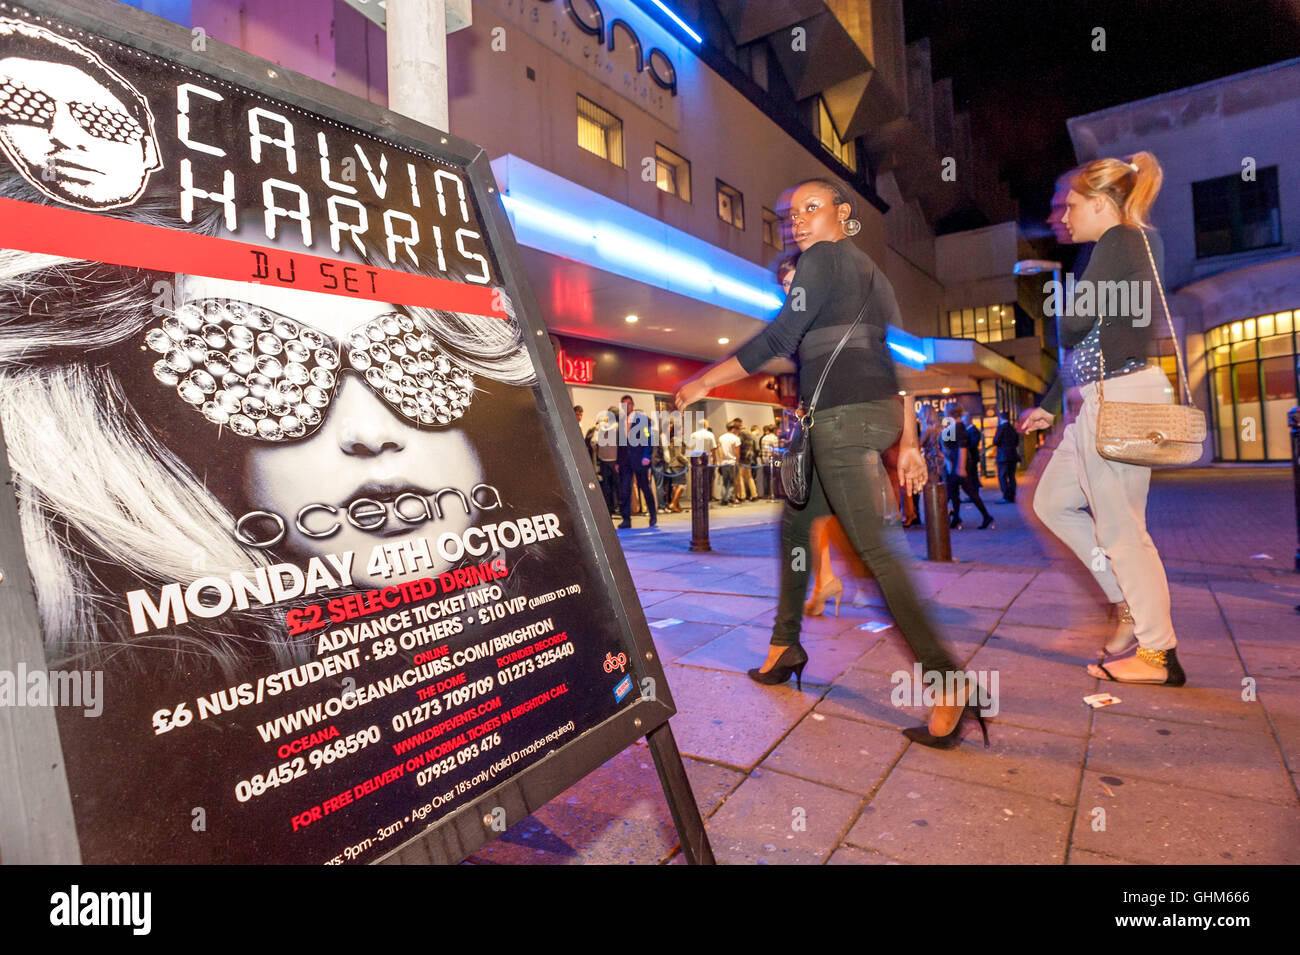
top-left (674, 178), bottom-right (983, 748)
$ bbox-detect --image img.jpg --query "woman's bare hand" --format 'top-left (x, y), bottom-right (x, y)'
top-left (674, 378), bottom-right (709, 411)
top-left (898, 447), bottom-right (928, 496)
top-left (1016, 407), bottom-right (1055, 434)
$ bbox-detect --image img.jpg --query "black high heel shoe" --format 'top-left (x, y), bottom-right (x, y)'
top-left (747, 644), bottom-right (809, 691)
top-left (902, 705), bottom-right (990, 749)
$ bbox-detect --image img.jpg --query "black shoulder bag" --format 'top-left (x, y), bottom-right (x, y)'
top-left (780, 272), bottom-right (874, 507)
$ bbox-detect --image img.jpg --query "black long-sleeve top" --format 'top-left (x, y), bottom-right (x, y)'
top-left (1039, 224), bottom-right (1166, 415)
top-left (735, 239), bottom-right (901, 410)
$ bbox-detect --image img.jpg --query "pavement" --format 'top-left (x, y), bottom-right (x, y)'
top-left (467, 467), bottom-right (1300, 865)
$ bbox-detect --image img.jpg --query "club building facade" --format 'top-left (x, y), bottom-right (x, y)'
top-left (121, 0), bottom-right (1058, 469)
top-left (1067, 57), bottom-right (1300, 463)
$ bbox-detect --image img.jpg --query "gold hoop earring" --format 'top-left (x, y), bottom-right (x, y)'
top-left (840, 218), bottom-right (861, 237)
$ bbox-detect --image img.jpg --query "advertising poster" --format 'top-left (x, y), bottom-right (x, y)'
top-left (0, 3), bottom-right (651, 863)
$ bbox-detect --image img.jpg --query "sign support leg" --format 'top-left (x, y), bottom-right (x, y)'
top-left (645, 722), bottom-right (715, 864)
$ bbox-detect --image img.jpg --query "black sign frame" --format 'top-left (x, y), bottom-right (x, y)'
top-left (0, 0), bottom-right (711, 865)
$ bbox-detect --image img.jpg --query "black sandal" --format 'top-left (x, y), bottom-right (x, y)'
top-left (1093, 647), bottom-right (1185, 687)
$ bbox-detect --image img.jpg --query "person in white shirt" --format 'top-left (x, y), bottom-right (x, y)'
top-left (717, 422), bottom-right (740, 505)
top-left (689, 420), bottom-right (717, 459)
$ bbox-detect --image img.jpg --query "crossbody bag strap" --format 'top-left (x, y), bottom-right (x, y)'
top-left (805, 264), bottom-right (876, 420)
top-left (1138, 227), bottom-right (1193, 407)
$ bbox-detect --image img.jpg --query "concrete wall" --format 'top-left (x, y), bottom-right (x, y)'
top-left (1068, 58), bottom-right (1300, 295)
top-left (934, 221), bottom-right (1019, 313)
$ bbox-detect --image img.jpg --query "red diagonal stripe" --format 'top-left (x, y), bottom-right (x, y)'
top-left (0, 197), bottom-right (503, 317)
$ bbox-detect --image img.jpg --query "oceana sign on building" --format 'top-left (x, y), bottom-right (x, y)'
top-left (497, 0), bottom-right (682, 122)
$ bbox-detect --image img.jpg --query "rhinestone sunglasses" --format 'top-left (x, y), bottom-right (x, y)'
top-left (143, 300), bottom-right (476, 442)
top-left (0, 76), bottom-right (146, 143)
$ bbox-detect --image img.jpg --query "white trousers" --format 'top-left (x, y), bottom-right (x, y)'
top-left (1033, 364), bottom-right (1177, 650)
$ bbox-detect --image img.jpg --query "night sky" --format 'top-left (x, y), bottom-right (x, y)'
top-left (903, 0), bottom-right (1300, 236)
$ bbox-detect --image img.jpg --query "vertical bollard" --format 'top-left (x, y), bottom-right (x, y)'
top-left (1290, 407), bottom-right (1299, 573)
top-left (690, 455), bottom-right (711, 552)
top-left (923, 482), bottom-right (952, 562)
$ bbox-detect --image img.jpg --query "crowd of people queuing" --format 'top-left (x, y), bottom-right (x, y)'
top-left (575, 402), bottom-right (789, 526)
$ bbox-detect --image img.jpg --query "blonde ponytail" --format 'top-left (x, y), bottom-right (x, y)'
top-left (1069, 150), bottom-right (1164, 228)
top-left (1123, 151), bottom-right (1163, 228)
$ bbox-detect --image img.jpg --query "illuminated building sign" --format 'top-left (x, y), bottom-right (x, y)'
top-left (556, 347), bottom-right (596, 383)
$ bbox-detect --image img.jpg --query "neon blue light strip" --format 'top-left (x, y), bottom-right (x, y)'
top-left (494, 155), bottom-right (934, 368)
top-left (646, 0), bottom-right (702, 44)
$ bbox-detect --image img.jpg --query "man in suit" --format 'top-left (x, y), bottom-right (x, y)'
top-left (943, 403), bottom-right (994, 530)
top-left (993, 411), bottom-right (1021, 503)
top-left (617, 395), bottom-right (657, 529)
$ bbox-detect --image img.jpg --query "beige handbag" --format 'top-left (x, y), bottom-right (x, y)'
top-left (1095, 228), bottom-right (1206, 467)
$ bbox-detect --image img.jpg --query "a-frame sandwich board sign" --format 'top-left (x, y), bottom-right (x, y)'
top-left (0, 0), bottom-right (712, 865)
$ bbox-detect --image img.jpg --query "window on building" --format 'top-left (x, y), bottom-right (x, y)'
top-left (1204, 311), bottom-right (1298, 461)
top-left (947, 304), bottom-right (1017, 343)
top-left (1192, 166), bottom-right (1281, 257)
top-left (654, 143), bottom-right (691, 202)
top-left (1152, 338), bottom-right (1184, 397)
top-left (717, 180), bottom-right (744, 229)
top-left (816, 97), bottom-right (856, 172)
top-left (762, 207), bottom-right (783, 250)
top-left (577, 94), bottom-right (624, 167)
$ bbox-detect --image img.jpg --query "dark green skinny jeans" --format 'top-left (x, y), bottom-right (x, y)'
top-left (772, 400), bottom-right (957, 678)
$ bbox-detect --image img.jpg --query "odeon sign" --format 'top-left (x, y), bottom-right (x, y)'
top-left (545, 0), bottom-right (678, 95)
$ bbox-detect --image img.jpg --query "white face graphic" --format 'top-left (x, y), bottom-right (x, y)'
top-left (180, 277), bottom-right (486, 588)
top-left (0, 55), bottom-right (159, 208)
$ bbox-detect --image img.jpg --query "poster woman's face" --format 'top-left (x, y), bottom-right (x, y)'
top-left (0, 56), bottom-right (159, 208)
top-left (179, 277), bottom-right (484, 587)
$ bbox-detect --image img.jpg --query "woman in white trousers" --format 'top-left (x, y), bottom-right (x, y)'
top-left (1018, 150), bottom-right (1185, 687)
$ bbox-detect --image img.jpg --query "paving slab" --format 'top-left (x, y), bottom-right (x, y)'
top-left (898, 720), bottom-right (1085, 806)
top-left (1210, 578), bottom-right (1300, 612)
top-left (1168, 607), bottom-right (1237, 656)
top-left (466, 743), bottom-right (738, 865)
top-left (1255, 676), bottom-right (1300, 773)
top-left (968, 640), bottom-right (1098, 691)
top-left (826, 845), bottom-right (907, 864)
top-left (740, 601), bottom-right (887, 636)
top-left (1089, 666), bottom-right (1268, 734)
top-left (921, 602), bottom-right (1006, 633)
top-left (622, 552), bottom-right (696, 571)
top-left (648, 620), bottom-right (735, 665)
top-left (1070, 770), bottom-right (1300, 865)
top-left (675, 624), bottom-right (875, 687)
top-left (761, 712), bottom-right (909, 795)
top-left (986, 670), bottom-right (1096, 738)
top-left (711, 567), bottom-right (782, 595)
top-left (663, 664), bottom-right (817, 770)
top-left (1238, 643), bottom-right (1300, 681)
top-left (632, 565), bottom-right (758, 592)
top-left (1023, 568), bottom-right (1107, 598)
top-left (1220, 611), bottom-right (1300, 647)
top-left (844, 767), bottom-right (1073, 864)
top-left (851, 625), bottom-right (988, 674)
top-left (930, 569), bottom-right (1035, 609)
top-left (645, 592), bottom-right (778, 627)
top-left (704, 767), bottom-right (864, 865)
top-left (817, 665), bottom-right (928, 731)
top-left (1086, 713), bottom-right (1297, 806)
top-left (1067, 848), bottom-right (1135, 864)
top-left (1000, 587), bottom-right (1108, 629)
top-left (637, 589), bottom-right (684, 609)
